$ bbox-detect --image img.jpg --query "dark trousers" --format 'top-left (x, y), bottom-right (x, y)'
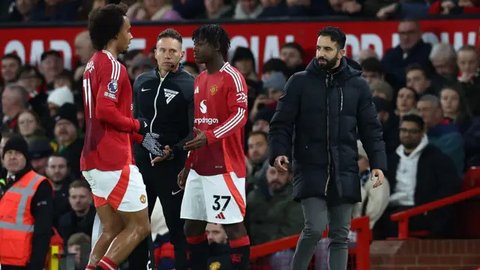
top-left (128, 148), bottom-right (188, 270)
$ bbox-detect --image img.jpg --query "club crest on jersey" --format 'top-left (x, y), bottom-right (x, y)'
top-left (107, 80), bottom-right (118, 93)
top-left (210, 85), bottom-right (218, 95)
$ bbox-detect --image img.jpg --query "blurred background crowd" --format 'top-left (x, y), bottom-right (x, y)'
top-left (0, 1), bottom-right (479, 269)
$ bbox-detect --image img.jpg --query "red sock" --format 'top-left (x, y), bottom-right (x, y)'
top-left (97, 256), bottom-right (118, 270)
top-left (85, 265), bottom-right (95, 270)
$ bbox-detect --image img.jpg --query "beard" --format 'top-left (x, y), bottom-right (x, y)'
top-left (317, 55), bottom-right (339, 70)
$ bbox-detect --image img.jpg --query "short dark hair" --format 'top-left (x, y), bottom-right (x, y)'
top-left (192, 24), bottom-right (230, 60)
top-left (1, 53), bottom-right (22, 65)
top-left (69, 179), bottom-right (91, 191)
top-left (248, 130), bottom-right (268, 142)
top-left (40, 50), bottom-right (62, 62)
top-left (281, 42), bottom-right (305, 59)
top-left (263, 58), bottom-right (288, 77)
top-left (399, 86), bottom-right (419, 102)
top-left (157, 28), bottom-right (183, 43)
top-left (401, 113), bottom-right (424, 130)
top-left (18, 65), bottom-right (44, 81)
top-left (361, 57), bottom-right (383, 74)
top-left (88, 4), bottom-right (127, 51)
top-left (48, 152), bottom-right (70, 167)
top-left (318, 26), bottom-right (346, 49)
top-left (458, 45), bottom-right (477, 54)
top-left (406, 63), bottom-right (429, 79)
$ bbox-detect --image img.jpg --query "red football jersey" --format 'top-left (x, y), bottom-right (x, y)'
top-left (80, 50), bottom-right (140, 171)
top-left (186, 62), bottom-right (248, 177)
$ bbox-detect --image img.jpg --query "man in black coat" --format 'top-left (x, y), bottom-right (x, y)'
top-left (381, 20), bottom-right (433, 90)
top-left (375, 114), bottom-right (460, 239)
top-left (129, 28), bottom-right (194, 270)
top-left (269, 27), bottom-right (387, 270)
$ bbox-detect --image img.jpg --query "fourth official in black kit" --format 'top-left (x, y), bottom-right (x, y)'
top-left (128, 28), bottom-right (194, 270)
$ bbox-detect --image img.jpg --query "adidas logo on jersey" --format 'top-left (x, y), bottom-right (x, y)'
top-left (164, 88), bottom-right (179, 104)
top-left (215, 212), bottom-right (226, 220)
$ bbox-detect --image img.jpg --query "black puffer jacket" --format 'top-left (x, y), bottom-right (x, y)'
top-left (269, 57), bottom-right (386, 202)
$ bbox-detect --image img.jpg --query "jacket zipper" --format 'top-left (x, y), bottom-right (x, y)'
top-left (149, 71), bottom-right (168, 159)
top-left (339, 87), bottom-right (344, 112)
top-left (325, 75), bottom-right (332, 196)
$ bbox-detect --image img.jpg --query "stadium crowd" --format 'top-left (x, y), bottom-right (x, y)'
top-left (0, 1), bottom-right (479, 269)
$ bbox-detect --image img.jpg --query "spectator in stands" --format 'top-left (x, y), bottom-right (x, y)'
top-left (395, 86), bottom-right (418, 118)
top-left (429, 43), bottom-right (458, 87)
top-left (381, 20), bottom-right (432, 90)
top-left (28, 137), bottom-right (53, 176)
top-left (47, 86), bottom-right (74, 117)
top-left (357, 48), bottom-right (378, 63)
top-left (6, 0), bottom-right (36, 22)
top-left (417, 94), bottom-right (465, 177)
top-left (353, 141), bottom-right (390, 229)
top-left (252, 107), bottom-right (274, 133)
top-left (73, 31), bottom-right (94, 84)
top-left (234, 0), bottom-right (263, 18)
top-left (173, 0), bottom-right (205, 19)
top-left (18, 110), bottom-right (45, 141)
top-left (327, 0), bottom-right (363, 16)
top-left (262, 58), bottom-right (289, 79)
top-left (67, 232), bottom-right (91, 270)
top-left (183, 61), bottom-right (200, 78)
top-left (0, 135), bottom-right (53, 270)
top-left (17, 65), bottom-right (49, 120)
top-left (247, 131), bottom-right (270, 188)
top-left (39, 50), bottom-right (64, 90)
top-left (376, 114), bottom-right (460, 239)
top-left (257, 0), bottom-right (288, 17)
top-left (286, 0), bottom-right (316, 16)
top-left (232, 47), bottom-right (263, 114)
top-left (428, 0), bottom-right (480, 14)
top-left (30, 0), bottom-right (82, 21)
top-left (263, 71), bottom-right (286, 101)
top-left (201, 0), bottom-right (234, 19)
top-left (205, 223), bottom-right (231, 270)
top-left (457, 45), bottom-right (480, 116)
top-left (232, 47), bottom-right (259, 82)
top-left (53, 70), bottom-right (75, 95)
top-left (440, 86), bottom-right (472, 133)
top-left (370, 80), bottom-right (394, 103)
top-left (280, 42), bottom-right (306, 78)
top-left (373, 96), bottom-right (400, 158)
top-left (0, 131), bottom-right (14, 158)
top-left (46, 153), bottom-right (72, 227)
top-left (364, 0), bottom-right (397, 18)
top-left (126, 0), bottom-right (182, 21)
top-left (58, 180), bottom-right (95, 242)
top-left (361, 57), bottom-right (385, 84)
top-left (248, 165), bottom-right (303, 244)
top-left (1, 53), bottom-right (22, 85)
top-left (130, 54), bottom-right (155, 79)
top-left (406, 64), bottom-right (437, 96)
top-left (464, 116), bottom-right (480, 167)
top-left (53, 103), bottom-right (83, 178)
top-left (1, 84), bottom-right (28, 133)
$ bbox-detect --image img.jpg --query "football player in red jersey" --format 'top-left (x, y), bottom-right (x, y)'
top-left (80, 4), bottom-right (165, 270)
top-left (177, 24), bottom-right (250, 270)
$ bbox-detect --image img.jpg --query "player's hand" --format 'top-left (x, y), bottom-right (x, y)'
top-left (177, 167), bottom-right (190, 189)
top-left (151, 145), bottom-right (173, 166)
top-left (274, 155), bottom-right (290, 173)
top-left (137, 118), bottom-right (150, 135)
top-left (371, 169), bottom-right (385, 188)
top-left (142, 132), bottom-right (164, 157)
top-left (183, 127), bottom-right (207, 151)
